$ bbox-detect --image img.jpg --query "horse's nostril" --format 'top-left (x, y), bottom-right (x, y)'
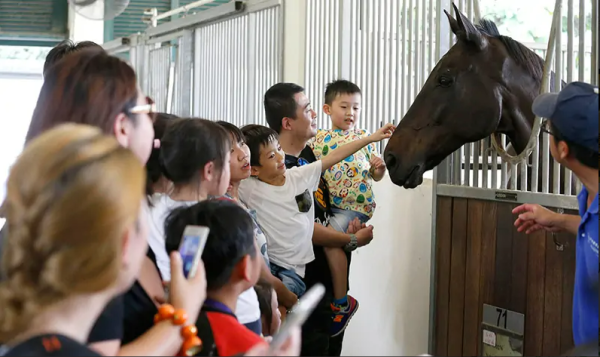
top-left (385, 153), bottom-right (398, 170)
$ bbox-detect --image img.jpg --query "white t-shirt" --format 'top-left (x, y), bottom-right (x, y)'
top-left (238, 161), bottom-right (323, 278)
top-left (145, 194), bottom-right (260, 324)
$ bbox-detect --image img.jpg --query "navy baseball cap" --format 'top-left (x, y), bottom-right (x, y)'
top-left (532, 81), bottom-right (599, 153)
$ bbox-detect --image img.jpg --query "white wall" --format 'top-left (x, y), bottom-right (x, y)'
top-left (342, 175), bottom-right (433, 356)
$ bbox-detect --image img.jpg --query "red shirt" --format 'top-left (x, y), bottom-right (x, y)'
top-left (205, 311), bottom-right (266, 356)
top-left (196, 299), bottom-right (266, 356)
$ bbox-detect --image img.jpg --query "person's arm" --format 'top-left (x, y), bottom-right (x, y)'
top-left (320, 124), bottom-right (394, 172)
top-left (312, 223), bottom-right (374, 248)
top-left (556, 214), bottom-right (581, 236)
top-left (260, 260), bottom-right (298, 309)
top-left (117, 322), bottom-right (187, 356)
top-left (513, 203), bottom-right (581, 236)
top-left (312, 223), bottom-right (351, 247)
top-left (89, 340), bottom-right (121, 356)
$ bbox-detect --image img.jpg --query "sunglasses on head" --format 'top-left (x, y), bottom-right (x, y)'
top-left (129, 96), bottom-right (156, 121)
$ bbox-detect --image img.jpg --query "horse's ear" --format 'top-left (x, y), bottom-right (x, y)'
top-left (449, 3), bottom-right (487, 50)
top-left (443, 9), bottom-right (461, 35)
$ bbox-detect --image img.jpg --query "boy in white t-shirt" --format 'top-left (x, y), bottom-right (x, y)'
top-left (238, 123), bottom-right (394, 334)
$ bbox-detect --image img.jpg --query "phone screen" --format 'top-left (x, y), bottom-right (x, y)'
top-left (179, 234), bottom-right (202, 278)
top-left (178, 226), bottom-right (209, 279)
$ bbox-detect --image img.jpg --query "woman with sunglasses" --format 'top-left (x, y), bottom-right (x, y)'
top-left (16, 48), bottom-right (207, 356)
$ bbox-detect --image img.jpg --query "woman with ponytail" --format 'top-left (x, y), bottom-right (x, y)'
top-left (0, 124), bottom-right (148, 355)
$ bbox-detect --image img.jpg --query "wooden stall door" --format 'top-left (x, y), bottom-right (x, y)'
top-left (433, 196), bottom-right (576, 356)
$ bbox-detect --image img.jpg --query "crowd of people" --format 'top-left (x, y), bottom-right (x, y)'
top-left (0, 36), bottom-right (597, 357)
top-left (0, 40), bottom-right (390, 357)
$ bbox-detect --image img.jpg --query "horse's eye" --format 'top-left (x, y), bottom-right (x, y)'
top-left (437, 76), bottom-right (453, 87)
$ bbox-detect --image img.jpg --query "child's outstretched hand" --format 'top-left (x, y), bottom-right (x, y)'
top-left (369, 155), bottom-right (387, 181)
top-left (369, 123), bottom-right (395, 142)
top-left (370, 155), bottom-right (387, 175)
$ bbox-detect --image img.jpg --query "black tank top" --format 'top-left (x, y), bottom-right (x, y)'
top-left (121, 248), bottom-right (161, 345)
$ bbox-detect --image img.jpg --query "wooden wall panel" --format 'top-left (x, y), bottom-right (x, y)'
top-left (447, 198), bottom-right (468, 356)
top-left (510, 222), bottom-right (529, 314)
top-left (461, 199), bottom-right (483, 357)
top-left (478, 201), bottom-right (498, 355)
top-left (559, 229), bottom-right (576, 351)
top-left (494, 204), bottom-right (514, 308)
top-left (542, 232), bottom-right (565, 355)
top-left (524, 229), bottom-right (546, 356)
top-left (434, 196), bottom-right (453, 356)
top-left (433, 196), bottom-right (577, 356)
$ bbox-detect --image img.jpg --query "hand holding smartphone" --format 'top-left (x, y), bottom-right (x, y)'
top-left (179, 225), bottom-right (210, 278)
top-left (165, 225), bottom-right (210, 301)
top-left (269, 283), bottom-right (325, 352)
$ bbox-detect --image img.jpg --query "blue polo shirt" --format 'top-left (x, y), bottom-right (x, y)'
top-left (573, 186), bottom-right (599, 346)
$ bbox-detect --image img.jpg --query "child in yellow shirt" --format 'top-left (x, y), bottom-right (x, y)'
top-left (310, 80), bottom-right (386, 232)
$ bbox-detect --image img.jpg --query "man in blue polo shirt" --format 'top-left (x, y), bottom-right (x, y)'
top-left (513, 81), bottom-right (598, 347)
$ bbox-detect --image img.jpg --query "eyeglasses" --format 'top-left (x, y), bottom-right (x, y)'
top-left (129, 96), bottom-right (156, 121)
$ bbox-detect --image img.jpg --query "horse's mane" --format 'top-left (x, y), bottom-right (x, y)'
top-left (476, 19), bottom-right (545, 83)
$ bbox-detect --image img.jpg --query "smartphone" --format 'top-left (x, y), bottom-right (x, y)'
top-left (178, 225), bottom-right (210, 278)
top-left (269, 283), bottom-right (326, 351)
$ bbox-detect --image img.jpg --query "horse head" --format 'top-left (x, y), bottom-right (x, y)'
top-left (384, 3), bottom-right (544, 188)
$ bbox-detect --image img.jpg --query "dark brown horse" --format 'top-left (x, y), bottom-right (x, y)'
top-left (384, 3), bottom-right (555, 189)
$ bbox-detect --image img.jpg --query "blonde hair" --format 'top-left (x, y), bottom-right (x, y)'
top-left (0, 123), bottom-right (146, 341)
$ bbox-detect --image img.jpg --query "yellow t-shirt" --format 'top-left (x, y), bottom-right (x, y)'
top-left (309, 128), bottom-right (378, 218)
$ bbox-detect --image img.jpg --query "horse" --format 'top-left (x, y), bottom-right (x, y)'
top-left (383, 3), bottom-right (569, 193)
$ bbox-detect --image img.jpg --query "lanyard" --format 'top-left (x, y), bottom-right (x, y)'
top-left (203, 299), bottom-right (234, 315)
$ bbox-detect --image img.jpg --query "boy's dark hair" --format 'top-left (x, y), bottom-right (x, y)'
top-left (241, 124), bottom-right (279, 167)
top-left (159, 118), bottom-right (231, 185)
top-left (324, 79), bottom-right (362, 105)
top-left (264, 83), bottom-right (305, 134)
top-left (43, 40), bottom-right (103, 77)
top-left (550, 121), bottom-right (599, 169)
top-left (216, 121), bottom-right (244, 143)
top-left (254, 279), bottom-right (275, 332)
top-left (164, 200), bottom-right (256, 291)
top-left (146, 113), bottom-right (180, 197)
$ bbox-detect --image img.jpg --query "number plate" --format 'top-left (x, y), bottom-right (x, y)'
top-left (482, 304), bottom-right (525, 335)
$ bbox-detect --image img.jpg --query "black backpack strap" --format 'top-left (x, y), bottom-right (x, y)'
top-left (194, 311), bottom-right (218, 356)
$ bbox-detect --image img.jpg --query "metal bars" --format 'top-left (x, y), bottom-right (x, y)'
top-left (147, 45), bottom-right (173, 113)
top-left (305, 0), bottom-right (443, 137)
top-left (192, 4), bottom-right (280, 125)
top-left (172, 29), bottom-right (193, 117)
top-left (115, 0), bottom-right (283, 128)
top-left (305, 0), bottom-right (341, 130)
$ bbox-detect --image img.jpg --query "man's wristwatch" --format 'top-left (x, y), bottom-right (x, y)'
top-left (344, 234), bottom-right (358, 252)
